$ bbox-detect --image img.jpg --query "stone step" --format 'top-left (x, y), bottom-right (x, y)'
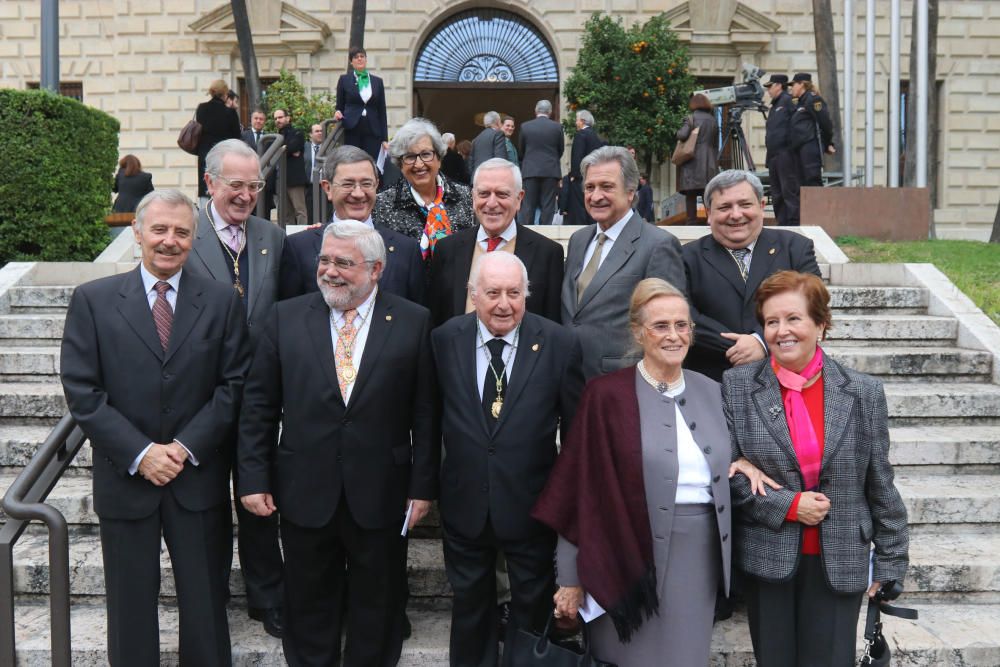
top-left (0, 424), bottom-right (90, 468)
top-left (0, 314), bottom-right (66, 344)
top-left (889, 426), bottom-right (1000, 467)
top-left (7, 286), bottom-right (75, 312)
top-left (825, 314), bottom-right (957, 346)
top-left (884, 383), bottom-right (1000, 422)
top-left (825, 346), bottom-right (993, 381)
top-left (9, 600), bottom-right (1000, 665)
top-left (828, 285), bottom-right (927, 312)
top-left (896, 474), bottom-right (1000, 525)
top-left (0, 383), bottom-right (66, 420)
top-left (0, 347), bottom-right (61, 382)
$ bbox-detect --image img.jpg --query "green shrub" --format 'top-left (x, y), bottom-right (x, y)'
top-left (0, 89), bottom-right (119, 262)
top-left (262, 69), bottom-right (336, 132)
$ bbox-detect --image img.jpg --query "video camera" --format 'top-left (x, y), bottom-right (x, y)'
top-left (691, 63), bottom-right (767, 111)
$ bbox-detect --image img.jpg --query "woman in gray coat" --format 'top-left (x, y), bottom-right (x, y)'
top-left (676, 93), bottom-right (718, 224)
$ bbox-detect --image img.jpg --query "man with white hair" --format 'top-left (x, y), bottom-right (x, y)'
top-left (566, 109), bottom-right (605, 225)
top-left (432, 251), bottom-right (584, 665)
top-left (469, 110), bottom-right (507, 177)
top-left (517, 100), bottom-right (565, 225)
top-left (238, 221), bottom-right (438, 665)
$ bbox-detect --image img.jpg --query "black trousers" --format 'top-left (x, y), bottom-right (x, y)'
top-left (231, 461), bottom-right (283, 611)
top-left (769, 150), bottom-right (801, 226)
top-left (565, 178), bottom-right (596, 227)
top-left (443, 520), bottom-right (555, 667)
top-left (344, 121), bottom-right (383, 163)
top-left (797, 141), bottom-right (824, 188)
top-left (519, 177), bottom-right (560, 225)
top-left (743, 555), bottom-right (864, 667)
top-left (281, 501), bottom-right (403, 667)
top-left (99, 492), bottom-right (232, 666)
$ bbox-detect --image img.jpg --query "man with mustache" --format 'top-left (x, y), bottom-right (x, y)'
top-left (185, 138), bottom-right (287, 638)
top-left (682, 169), bottom-right (820, 381)
top-left (238, 221), bottom-right (438, 665)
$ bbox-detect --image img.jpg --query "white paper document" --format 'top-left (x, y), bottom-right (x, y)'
top-left (579, 593), bottom-right (606, 623)
top-left (400, 500), bottom-right (414, 537)
top-left (376, 146), bottom-right (388, 173)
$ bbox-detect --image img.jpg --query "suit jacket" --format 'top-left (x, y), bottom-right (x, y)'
top-left (60, 268), bottom-right (250, 520)
top-left (722, 356), bottom-right (909, 593)
top-left (427, 224), bottom-right (564, 326)
top-left (335, 72), bottom-right (389, 142)
top-left (569, 127), bottom-right (605, 180)
top-left (195, 97), bottom-right (241, 158)
top-left (238, 290), bottom-right (439, 530)
top-left (278, 221), bottom-right (425, 304)
top-left (278, 126), bottom-right (307, 187)
top-left (683, 228), bottom-right (821, 381)
top-left (112, 171), bottom-right (154, 213)
top-left (185, 208), bottom-right (285, 348)
top-left (432, 312), bottom-right (584, 542)
top-left (241, 128), bottom-right (265, 151)
top-left (469, 127), bottom-right (507, 176)
top-left (303, 140), bottom-right (322, 185)
top-left (517, 116), bottom-right (565, 179)
top-left (561, 214), bottom-right (686, 379)
top-left (634, 183), bottom-right (654, 223)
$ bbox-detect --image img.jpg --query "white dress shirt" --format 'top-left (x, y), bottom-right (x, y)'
top-left (329, 286), bottom-right (378, 404)
top-left (580, 210), bottom-right (632, 273)
top-left (664, 378), bottom-right (713, 504)
top-left (476, 221), bottom-right (517, 252)
top-left (475, 319), bottom-right (520, 400)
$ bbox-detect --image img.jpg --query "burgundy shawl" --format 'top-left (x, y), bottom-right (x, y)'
top-left (531, 367), bottom-right (658, 642)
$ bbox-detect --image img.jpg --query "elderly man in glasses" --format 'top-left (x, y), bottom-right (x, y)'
top-left (186, 137), bottom-right (289, 639)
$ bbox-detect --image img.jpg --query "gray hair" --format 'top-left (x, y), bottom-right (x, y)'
top-left (389, 117), bottom-right (447, 165)
top-left (134, 189), bottom-right (197, 233)
top-left (322, 220), bottom-right (387, 266)
top-left (704, 169), bottom-right (765, 209)
top-left (483, 111), bottom-right (501, 128)
top-left (322, 145), bottom-right (378, 183)
top-left (576, 110), bottom-right (595, 127)
top-left (472, 158), bottom-right (523, 193)
top-left (442, 132), bottom-right (456, 147)
top-left (628, 278), bottom-right (691, 355)
top-left (581, 145), bottom-right (639, 192)
top-left (467, 251), bottom-right (531, 297)
top-left (205, 138), bottom-right (260, 178)
top-left (535, 100), bottom-right (553, 116)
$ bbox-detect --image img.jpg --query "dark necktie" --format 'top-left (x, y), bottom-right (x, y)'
top-left (152, 281), bottom-right (173, 351)
top-left (485, 237), bottom-right (502, 252)
top-left (482, 338), bottom-right (507, 424)
top-left (729, 247), bottom-right (751, 281)
top-left (255, 131), bottom-right (261, 146)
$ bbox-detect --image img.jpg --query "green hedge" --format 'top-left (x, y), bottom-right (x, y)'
top-left (0, 89), bottom-right (119, 262)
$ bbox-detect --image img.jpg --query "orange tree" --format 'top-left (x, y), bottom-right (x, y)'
top-left (563, 13), bottom-right (695, 172)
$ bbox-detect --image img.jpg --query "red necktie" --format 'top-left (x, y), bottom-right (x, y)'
top-left (486, 237), bottom-right (502, 252)
top-left (152, 281), bottom-right (173, 351)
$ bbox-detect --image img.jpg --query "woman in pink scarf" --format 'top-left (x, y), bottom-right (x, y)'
top-left (722, 271), bottom-right (909, 666)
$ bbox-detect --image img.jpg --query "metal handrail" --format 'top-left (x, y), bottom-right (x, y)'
top-left (311, 119), bottom-right (345, 225)
top-left (1, 412), bottom-right (87, 667)
top-left (255, 133), bottom-right (286, 224)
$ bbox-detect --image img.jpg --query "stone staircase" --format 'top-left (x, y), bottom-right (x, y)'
top-left (1, 260), bottom-right (1000, 665)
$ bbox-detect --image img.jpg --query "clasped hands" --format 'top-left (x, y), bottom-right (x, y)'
top-left (137, 442), bottom-right (189, 486)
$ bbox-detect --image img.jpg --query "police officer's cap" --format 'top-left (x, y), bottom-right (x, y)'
top-left (791, 72), bottom-right (813, 83)
top-left (764, 74), bottom-right (789, 86)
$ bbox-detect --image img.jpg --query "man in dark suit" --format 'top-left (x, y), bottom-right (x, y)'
top-left (469, 111), bottom-right (507, 177)
top-left (185, 138), bottom-right (287, 638)
top-left (303, 123), bottom-right (325, 224)
top-left (334, 47), bottom-right (389, 162)
top-left (280, 145), bottom-right (425, 304)
top-left (682, 169), bottom-right (821, 381)
top-left (561, 146), bottom-right (686, 380)
top-left (238, 221), bottom-right (438, 666)
top-left (429, 158), bottom-right (563, 327)
top-left (516, 100), bottom-right (565, 226)
top-left (60, 189), bottom-right (249, 665)
top-left (566, 109), bottom-right (605, 226)
top-left (241, 110), bottom-right (276, 219)
top-left (274, 108), bottom-right (307, 226)
top-left (433, 251), bottom-right (584, 667)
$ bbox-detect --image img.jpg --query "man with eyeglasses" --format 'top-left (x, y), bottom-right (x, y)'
top-left (279, 145), bottom-right (425, 304)
top-left (238, 220), bottom-right (438, 666)
top-left (273, 108), bottom-right (308, 227)
top-left (186, 138), bottom-right (288, 639)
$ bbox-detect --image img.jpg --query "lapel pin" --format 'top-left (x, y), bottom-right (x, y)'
top-left (388, 245), bottom-right (395, 252)
top-left (386, 315), bottom-right (392, 321)
top-left (768, 248), bottom-right (776, 255)
top-left (261, 248), bottom-right (268, 255)
top-left (768, 405), bottom-right (782, 420)
top-left (532, 343), bottom-right (539, 351)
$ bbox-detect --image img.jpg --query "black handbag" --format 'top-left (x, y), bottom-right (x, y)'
top-left (507, 614), bottom-right (617, 667)
top-left (859, 583), bottom-right (919, 666)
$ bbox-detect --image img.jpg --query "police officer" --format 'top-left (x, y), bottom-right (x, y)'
top-left (789, 72), bottom-right (835, 189)
top-left (764, 74), bottom-right (801, 226)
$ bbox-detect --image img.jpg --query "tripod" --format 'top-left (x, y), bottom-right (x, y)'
top-left (719, 104), bottom-right (767, 171)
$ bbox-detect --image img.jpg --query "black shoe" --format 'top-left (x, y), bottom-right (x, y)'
top-left (249, 606), bottom-right (284, 639)
top-left (497, 601), bottom-right (511, 643)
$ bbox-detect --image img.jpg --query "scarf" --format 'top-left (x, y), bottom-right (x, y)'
top-left (773, 346), bottom-right (824, 491)
top-left (356, 69), bottom-right (370, 92)
top-left (531, 368), bottom-right (658, 643)
top-left (418, 185), bottom-right (451, 259)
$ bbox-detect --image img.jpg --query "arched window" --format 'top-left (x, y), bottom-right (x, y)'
top-left (414, 10), bottom-right (558, 83)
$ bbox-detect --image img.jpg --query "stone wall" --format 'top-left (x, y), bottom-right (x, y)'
top-left (1, 0), bottom-right (998, 239)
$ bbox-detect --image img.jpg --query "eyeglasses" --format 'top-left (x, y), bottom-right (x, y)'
top-left (317, 255), bottom-right (373, 270)
top-left (330, 179), bottom-right (377, 193)
top-left (401, 150), bottom-right (437, 165)
top-left (644, 320), bottom-right (693, 336)
top-left (213, 175), bottom-right (266, 193)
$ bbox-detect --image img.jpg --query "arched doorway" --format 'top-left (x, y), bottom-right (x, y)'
top-left (413, 9), bottom-right (559, 148)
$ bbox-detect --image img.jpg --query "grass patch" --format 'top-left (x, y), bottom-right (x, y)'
top-left (836, 236), bottom-right (1000, 326)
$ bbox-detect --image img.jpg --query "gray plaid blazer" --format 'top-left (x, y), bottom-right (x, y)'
top-left (722, 355), bottom-right (908, 593)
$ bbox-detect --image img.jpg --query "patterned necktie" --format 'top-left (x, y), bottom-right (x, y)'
top-left (152, 281), bottom-right (173, 352)
top-left (576, 232), bottom-right (607, 303)
top-left (485, 237), bottom-right (502, 252)
top-left (227, 224), bottom-right (242, 253)
top-left (482, 338), bottom-right (507, 424)
top-left (729, 247), bottom-right (751, 281)
top-left (335, 309), bottom-right (359, 398)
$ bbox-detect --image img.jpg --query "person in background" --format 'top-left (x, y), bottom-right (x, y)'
top-left (634, 172), bottom-right (655, 223)
top-left (763, 74), bottom-right (801, 226)
top-left (517, 99), bottom-right (564, 226)
top-left (724, 270), bottom-right (908, 666)
top-left (440, 132), bottom-right (470, 185)
top-left (789, 73), bottom-right (835, 189)
top-left (675, 93), bottom-right (718, 225)
top-left (501, 116), bottom-right (519, 166)
top-left (195, 79), bottom-right (241, 199)
top-left (112, 154), bottom-right (154, 213)
top-left (304, 123), bottom-right (325, 224)
top-left (335, 47), bottom-right (389, 162)
top-left (566, 110), bottom-right (605, 226)
top-left (273, 108), bottom-right (307, 227)
top-left (469, 111), bottom-right (508, 177)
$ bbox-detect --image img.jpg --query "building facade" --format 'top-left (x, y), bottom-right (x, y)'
top-left (1, 0), bottom-right (997, 239)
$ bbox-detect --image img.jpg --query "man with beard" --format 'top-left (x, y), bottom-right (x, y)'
top-left (273, 108), bottom-right (308, 226)
top-left (238, 221), bottom-right (438, 666)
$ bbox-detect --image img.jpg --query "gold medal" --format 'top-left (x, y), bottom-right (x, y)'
top-left (233, 279), bottom-right (245, 298)
top-left (491, 396), bottom-right (503, 419)
top-left (342, 366), bottom-right (356, 383)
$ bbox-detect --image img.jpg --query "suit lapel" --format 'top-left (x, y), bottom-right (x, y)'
top-left (745, 229), bottom-right (780, 302)
top-left (163, 272), bottom-right (205, 365)
top-left (305, 293), bottom-right (345, 406)
top-left (820, 358), bottom-right (856, 469)
top-left (577, 215), bottom-right (641, 311)
top-left (245, 219), bottom-right (270, 319)
top-left (494, 316), bottom-right (542, 435)
top-left (704, 238), bottom-right (746, 295)
top-left (751, 363), bottom-right (800, 473)
top-left (346, 291), bottom-right (391, 412)
top-left (512, 225), bottom-right (536, 276)
top-left (451, 316), bottom-right (489, 435)
top-left (117, 268), bottom-right (164, 361)
top-left (192, 207), bottom-right (231, 282)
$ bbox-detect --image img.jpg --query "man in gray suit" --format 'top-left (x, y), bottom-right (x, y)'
top-left (517, 100), bottom-right (565, 226)
top-left (561, 146), bottom-right (686, 380)
top-left (469, 111), bottom-right (507, 177)
top-left (187, 138), bottom-right (287, 638)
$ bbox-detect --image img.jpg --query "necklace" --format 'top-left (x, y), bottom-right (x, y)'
top-left (332, 288), bottom-right (378, 384)
top-left (477, 324), bottom-right (520, 419)
top-left (637, 360), bottom-right (683, 394)
top-left (208, 203), bottom-right (247, 298)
